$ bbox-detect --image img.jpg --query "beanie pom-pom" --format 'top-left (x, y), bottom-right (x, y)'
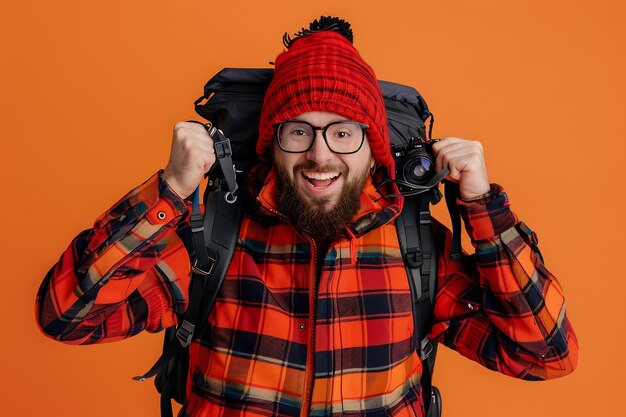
top-left (283, 16), bottom-right (353, 48)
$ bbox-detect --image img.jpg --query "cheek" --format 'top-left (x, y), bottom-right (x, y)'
top-left (344, 154), bottom-right (373, 181)
top-left (274, 154), bottom-right (299, 180)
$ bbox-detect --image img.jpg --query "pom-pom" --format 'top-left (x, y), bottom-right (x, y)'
top-left (283, 16), bottom-right (353, 48)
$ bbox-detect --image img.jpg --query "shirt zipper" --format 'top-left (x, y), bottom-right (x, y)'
top-left (300, 237), bottom-right (318, 417)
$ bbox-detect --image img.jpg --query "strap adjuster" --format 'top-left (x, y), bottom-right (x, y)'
top-left (190, 212), bottom-right (205, 231)
top-left (405, 248), bottom-right (423, 268)
top-left (420, 337), bottom-right (433, 360)
top-left (192, 258), bottom-right (216, 276)
top-left (176, 320), bottom-right (196, 348)
top-left (214, 139), bottom-right (232, 158)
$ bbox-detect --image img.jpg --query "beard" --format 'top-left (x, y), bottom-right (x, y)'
top-left (275, 160), bottom-right (370, 240)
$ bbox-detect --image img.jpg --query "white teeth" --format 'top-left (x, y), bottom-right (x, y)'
top-left (302, 171), bottom-right (339, 180)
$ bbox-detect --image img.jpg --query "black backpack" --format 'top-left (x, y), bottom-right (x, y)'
top-left (135, 67), bottom-right (461, 417)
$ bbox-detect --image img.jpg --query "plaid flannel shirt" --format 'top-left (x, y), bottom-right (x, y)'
top-left (36, 169), bottom-right (578, 417)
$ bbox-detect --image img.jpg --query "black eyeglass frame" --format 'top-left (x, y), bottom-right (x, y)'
top-left (273, 120), bottom-right (369, 154)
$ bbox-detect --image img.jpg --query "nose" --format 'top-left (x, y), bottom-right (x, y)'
top-left (305, 130), bottom-right (334, 164)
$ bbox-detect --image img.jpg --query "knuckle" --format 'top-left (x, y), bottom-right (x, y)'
top-left (179, 136), bottom-right (196, 152)
top-left (173, 122), bottom-right (188, 132)
top-left (174, 129), bottom-right (188, 142)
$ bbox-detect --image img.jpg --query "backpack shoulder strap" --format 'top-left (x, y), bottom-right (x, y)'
top-left (395, 190), bottom-right (441, 417)
top-left (177, 187), bottom-right (247, 347)
top-left (132, 187), bottom-right (246, 416)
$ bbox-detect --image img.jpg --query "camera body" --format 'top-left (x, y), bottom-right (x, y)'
top-left (392, 138), bottom-right (440, 188)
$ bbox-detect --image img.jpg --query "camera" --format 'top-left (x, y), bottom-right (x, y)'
top-left (392, 138), bottom-right (440, 188)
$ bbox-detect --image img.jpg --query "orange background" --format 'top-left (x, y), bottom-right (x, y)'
top-left (1, 1), bottom-right (624, 416)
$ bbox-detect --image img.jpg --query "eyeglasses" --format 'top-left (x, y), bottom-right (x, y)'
top-left (273, 120), bottom-right (369, 154)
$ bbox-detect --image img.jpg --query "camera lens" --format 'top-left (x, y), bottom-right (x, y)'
top-left (402, 151), bottom-right (434, 185)
top-left (412, 159), bottom-right (431, 177)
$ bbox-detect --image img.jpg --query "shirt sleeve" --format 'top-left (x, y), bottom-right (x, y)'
top-left (429, 184), bottom-right (579, 380)
top-left (36, 171), bottom-right (193, 344)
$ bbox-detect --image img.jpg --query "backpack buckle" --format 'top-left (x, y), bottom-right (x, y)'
top-left (176, 320), bottom-right (196, 348)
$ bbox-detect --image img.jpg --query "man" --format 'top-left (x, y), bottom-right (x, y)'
top-left (36, 17), bottom-right (578, 417)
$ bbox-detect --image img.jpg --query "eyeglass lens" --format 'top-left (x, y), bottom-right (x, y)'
top-left (277, 121), bottom-right (365, 153)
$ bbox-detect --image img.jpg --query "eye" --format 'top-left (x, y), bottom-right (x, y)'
top-left (283, 122), bottom-right (312, 138)
top-left (329, 125), bottom-right (355, 140)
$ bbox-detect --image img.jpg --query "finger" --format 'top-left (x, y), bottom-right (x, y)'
top-left (432, 137), bottom-right (460, 171)
top-left (191, 136), bottom-right (215, 153)
top-left (447, 156), bottom-right (470, 180)
top-left (434, 145), bottom-right (443, 173)
top-left (431, 137), bottom-right (449, 154)
top-left (445, 143), bottom-right (485, 169)
top-left (443, 139), bottom-right (483, 156)
top-left (448, 163), bottom-right (461, 181)
top-left (181, 121), bottom-right (212, 132)
top-left (435, 142), bottom-right (450, 173)
top-left (432, 136), bottom-right (463, 151)
top-left (437, 143), bottom-right (479, 162)
top-left (173, 123), bottom-right (212, 141)
top-left (443, 150), bottom-right (482, 177)
top-left (174, 131), bottom-right (215, 154)
top-left (435, 146), bottom-right (466, 178)
top-left (437, 141), bottom-right (483, 169)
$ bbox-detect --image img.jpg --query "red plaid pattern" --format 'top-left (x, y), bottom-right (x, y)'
top-left (36, 172), bottom-right (578, 417)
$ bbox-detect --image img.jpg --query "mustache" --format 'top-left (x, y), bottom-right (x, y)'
top-left (293, 161), bottom-right (346, 174)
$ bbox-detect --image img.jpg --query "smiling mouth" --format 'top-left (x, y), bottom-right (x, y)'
top-left (301, 171), bottom-right (341, 188)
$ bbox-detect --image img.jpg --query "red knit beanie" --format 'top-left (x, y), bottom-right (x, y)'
top-left (256, 18), bottom-right (395, 180)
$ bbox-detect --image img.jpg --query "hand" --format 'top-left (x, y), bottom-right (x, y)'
top-left (162, 122), bottom-right (216, 199)
top-left (431, 137), bottom-right (491, 199)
